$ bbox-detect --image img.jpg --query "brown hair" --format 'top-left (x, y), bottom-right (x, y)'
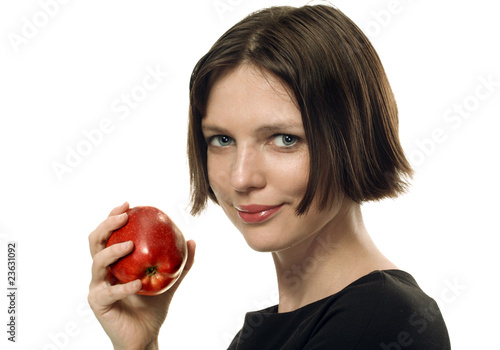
top-left (187, 4), bottom-right (413, 215)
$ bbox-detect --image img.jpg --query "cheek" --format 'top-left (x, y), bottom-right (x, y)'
top-left (206, 154), bottom-right (229, 198)
top-left (272, 152), bottom-right (309, 197)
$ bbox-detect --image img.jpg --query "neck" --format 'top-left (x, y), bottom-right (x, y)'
top-left (272, 200), bottom-right (397, 313)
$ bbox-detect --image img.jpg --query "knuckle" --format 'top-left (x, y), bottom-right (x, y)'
top-left (88, 231), bottom-right (96, 245)
top-left (105, 285), bottom-right (116, 300)
top-left (87, 290), bottom-right (94, 303)
top-left (91, 250), bottom-right (106, 270)
top-left (98, 217), bottom-right (112, 232)
top-left (87, 290), bottom-right (97, 309)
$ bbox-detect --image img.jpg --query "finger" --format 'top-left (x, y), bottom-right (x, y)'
top-left (88, 201), bottom-right (129, 253)
top-left (89, 211), bottom-right (129, 258)
top-left (91, 241), bottom-right (134, 283)
top-left (108, 201), bottom-right (129, 217)
top-left (89, 279), bottom-right (142, 315)
top-left (166, 240), bottom-right (196, 296)
top-left (184, 239), bottom-right (196, 272)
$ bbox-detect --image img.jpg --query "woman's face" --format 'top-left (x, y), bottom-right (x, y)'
top-left (202, 64), bottom-right (342, 253)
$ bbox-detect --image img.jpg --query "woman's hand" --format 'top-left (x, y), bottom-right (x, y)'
top-left (88, 202), bottom-right (196, 350)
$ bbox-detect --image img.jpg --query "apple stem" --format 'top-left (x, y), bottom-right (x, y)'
top-left (146, 266), bottom-right (157, 276)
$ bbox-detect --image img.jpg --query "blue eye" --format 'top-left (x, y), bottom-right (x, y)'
top-left (209, 135), bottom-right (233, 147)
top-left (274, 134), bottom-right (297, 147)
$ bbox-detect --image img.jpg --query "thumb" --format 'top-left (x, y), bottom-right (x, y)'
top-left (164, 239), bottom-right (196, 298)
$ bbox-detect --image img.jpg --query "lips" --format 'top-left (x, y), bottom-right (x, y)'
top-left (235, 204), bottom-right (284, 224)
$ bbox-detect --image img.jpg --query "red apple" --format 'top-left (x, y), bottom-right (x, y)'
top-left (105, 206), bottom-right (188, 296)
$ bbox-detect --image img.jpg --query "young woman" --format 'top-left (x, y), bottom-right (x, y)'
top-left (88, 5), bottom-right (451, 349)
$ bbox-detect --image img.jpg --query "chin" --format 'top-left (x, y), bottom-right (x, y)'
top-left (244, 240), bottom-right (278, 253)
top-left (238, 226), bottom-right (295, 253)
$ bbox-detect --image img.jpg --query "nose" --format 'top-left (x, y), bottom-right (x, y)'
top-left (230, 146), bottom-right (266, 193)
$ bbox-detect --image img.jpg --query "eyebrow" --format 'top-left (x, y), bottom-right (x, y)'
top-left (201, 124), bottom-right (228, 135)
top-left (201, 122), bottom-right (303, 135)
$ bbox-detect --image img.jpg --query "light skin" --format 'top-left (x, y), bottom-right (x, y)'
top-left (88, 63), bottom-right (397, 348)
top-left (203, 64), bottom-right (397, 313)
top-left (88, 201), bottom-right (196, 350)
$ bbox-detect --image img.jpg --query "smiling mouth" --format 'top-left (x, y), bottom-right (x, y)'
top-left (235, 204), bottom-right (284, 224)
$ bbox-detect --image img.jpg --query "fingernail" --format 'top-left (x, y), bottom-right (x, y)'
top-left (121, 240), bottom-right (133, 249)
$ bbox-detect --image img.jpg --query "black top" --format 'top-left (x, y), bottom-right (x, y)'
top-left (227, 270), bottom-right (451, 349)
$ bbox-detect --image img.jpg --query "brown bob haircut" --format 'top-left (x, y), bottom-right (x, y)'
top-left (187, 4), bottom-right (413, 215)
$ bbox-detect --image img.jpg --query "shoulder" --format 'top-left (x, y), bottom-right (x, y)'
top-left (353, 269), bottom-right (435, 310)
top-left (327, 269), bottom-right (437, 318)
top-left (306, 270), bottom-right (451, 349)
top-left (364, 270), bottom-right (451, 349)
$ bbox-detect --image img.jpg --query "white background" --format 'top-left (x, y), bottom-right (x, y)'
top-left (1, 0), bottom-right (499, 349)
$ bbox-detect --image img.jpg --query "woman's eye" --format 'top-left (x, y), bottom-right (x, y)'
top-left (273, 134), bottom-right (298, 147)
top-left (209, 135), bottom-right (233, 147)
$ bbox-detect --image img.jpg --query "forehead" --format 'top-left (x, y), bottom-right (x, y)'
top-left (203, 64), bottom-right (302, 130)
